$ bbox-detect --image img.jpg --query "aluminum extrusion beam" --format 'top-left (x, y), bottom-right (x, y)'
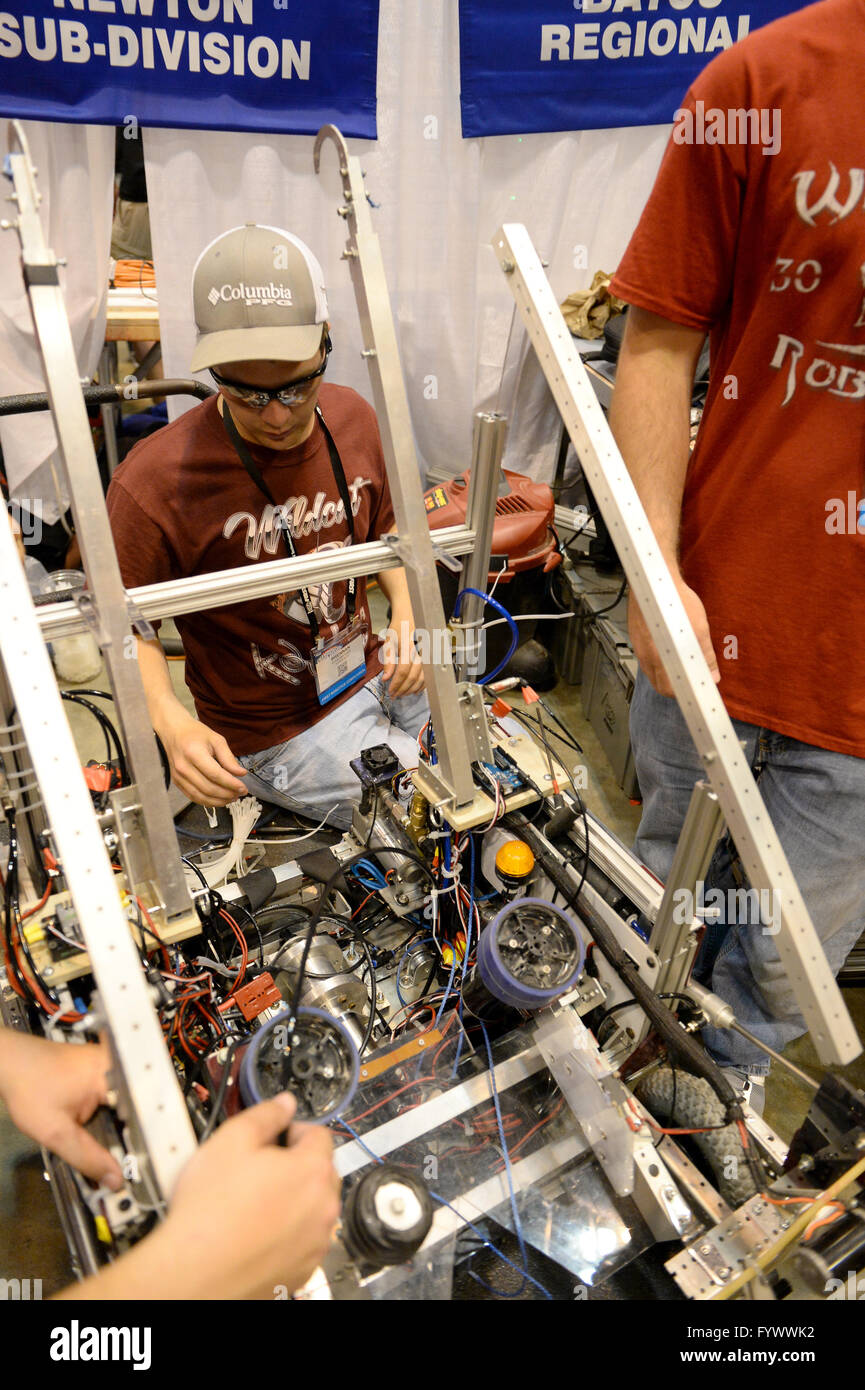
top-left (5, 126), bottom-right (190, 921)
top-left (456, 412), bottom-right (507, 680)
top-left (314, 126), bottom-right (477, 810)
top-left (492, 223), bottom-right (858, 1066)
top-left (35, 525), bottom-right (476, 641)
top-left (0, 518), bottom-right (197, 1197)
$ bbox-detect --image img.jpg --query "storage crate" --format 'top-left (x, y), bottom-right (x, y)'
top-left (550, 563), bottom-right (627, 685)
top-left (581, 615), bottom-right (640, 799)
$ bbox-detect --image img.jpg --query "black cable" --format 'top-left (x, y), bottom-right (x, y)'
top-left (61, 691), bottom-right (129, 786)
top-left (598, 991), bottom-right (694, 1026)
top-left (230, 899), bottom-right (265, 968)
top-left (130, 897), bottom-right (171, 961)
top-left (565, 787), bottom-right (591, 902)
top-left (537, 699), bottom-right (585, 756)
top-left (287, 847), bottom-right (437, 1037)
top-left (556, 510), bottom-right (596, 545)
top-left (590, 576), bottom-right (628, 619)
top-left (60, 694), bottom-right (118, 809)
top-left (350, 929), bottom-right (378, 1054)
top-left (511, 705), bottom-right (581, 755)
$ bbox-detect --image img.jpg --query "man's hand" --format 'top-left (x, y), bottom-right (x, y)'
top-left (628, 570), bottom-right (720, 696)
top-left (0, 1033), bottom-right (123, 1190)
top-left (380, 605), bottom-right (425, 698)
top-left (158, 709), bottom-right (248, 806)
top-left (61, 1094), bottom-right (342, 1301)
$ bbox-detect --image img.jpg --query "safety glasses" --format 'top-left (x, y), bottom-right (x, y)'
top-left (210, 332), bottom-right (332, 409)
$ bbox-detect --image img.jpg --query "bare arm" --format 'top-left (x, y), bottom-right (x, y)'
top-left (136, 637), bottom-right (247, 805)
top-left (376, 566), bottom-right (424, 697)
top-left (608, 306), bottom-right (720, 695)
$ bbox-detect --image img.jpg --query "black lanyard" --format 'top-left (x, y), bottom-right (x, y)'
top-left (222, 403), bottom-right (357, 641)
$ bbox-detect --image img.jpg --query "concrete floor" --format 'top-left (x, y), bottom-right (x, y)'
top-left (3, 604), bottom-right (864, 1296)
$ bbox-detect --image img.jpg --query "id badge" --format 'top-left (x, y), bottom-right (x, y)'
top-left (312, 618), bottom-right (368, 706)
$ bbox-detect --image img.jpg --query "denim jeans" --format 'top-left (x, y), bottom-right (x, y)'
top-left (239, 676), bottom-right (430, 831)
top-left (630, 671), bottom-right (865, 1075)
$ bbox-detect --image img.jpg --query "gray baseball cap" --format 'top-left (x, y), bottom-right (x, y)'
top-left (190, 224), bottom-right (328, 371)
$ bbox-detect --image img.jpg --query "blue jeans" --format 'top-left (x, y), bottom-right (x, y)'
top-left (239, 676), bottom-right (430, 831)
top-left (630, 671), bottom-right (865, 1075)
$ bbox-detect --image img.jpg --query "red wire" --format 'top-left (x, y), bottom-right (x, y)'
top-left (351, 891), bottom-right (377, 920)
top-left (19, 881), bottom-right (51, 922)
top-left (218, 908), bottom-right (248, 996)
top-left (134, 897), bottom-right (171, 971)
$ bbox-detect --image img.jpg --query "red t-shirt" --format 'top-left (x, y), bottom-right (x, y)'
top-left (611, 0), bottom-right (865, 760)
top-left (107, 384), bottom-right (395, 755)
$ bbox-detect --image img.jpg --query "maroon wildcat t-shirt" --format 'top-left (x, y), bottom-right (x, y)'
top-left (107, 384), bottom-right (395, 755)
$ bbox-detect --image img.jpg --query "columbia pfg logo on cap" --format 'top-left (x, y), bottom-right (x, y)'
top-left (208, 282), bottom-right (294, 308)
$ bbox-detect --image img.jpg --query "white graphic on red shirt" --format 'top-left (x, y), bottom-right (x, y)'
top-left (223, 476), bottom-right (372, 560)
top-left (250, 639), bottom-right (310, 687)
top-left (793, 165), bottom-right (865, 226)
top-left (769, 334), bottom-right (865, 405)
top-left (269, 538), bottom-right (350, 629)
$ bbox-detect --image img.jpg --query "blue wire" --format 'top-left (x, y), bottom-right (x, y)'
top-left (453, 586), bottom-right (520, 685)
top-left (477, 1019), bottom-right (538, 1292)
top-left (449, 996), bottom-right (466, 1080)
top-left (337, 1120), bottom-right (552, 1300)
top-left (351, 859), bottom-right (388, 890)
top-left (433, 834), bottom-right (475, 1030)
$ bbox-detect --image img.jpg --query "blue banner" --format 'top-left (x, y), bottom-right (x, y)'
top-left (459, 0), bottom-right (810, 137)
top-left (0, 0), bottom-right (379, 137)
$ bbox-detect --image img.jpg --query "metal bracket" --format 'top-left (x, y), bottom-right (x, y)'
top-left (379, 532), bottom-right (462, 575)
top-left (492, 222), bottom-right (859, 1068)
top-left (456, 682), bottom-right (494, 765)
top-left (533, 1008), bottom-right (635, 1196)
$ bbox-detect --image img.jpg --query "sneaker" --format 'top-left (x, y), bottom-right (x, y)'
top-left (721, 1067), bottom-right (766, 1118)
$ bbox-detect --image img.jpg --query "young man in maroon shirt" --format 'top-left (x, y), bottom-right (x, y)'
top-left (108, 224), bottom-right (429, 829)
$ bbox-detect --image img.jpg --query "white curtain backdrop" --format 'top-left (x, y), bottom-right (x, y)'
top-left (0, 0), bottom-right (672, 511)
top-left (0, 120), bottom-right (113, 522)
top-left (144, 0), bottom-right (670, 484)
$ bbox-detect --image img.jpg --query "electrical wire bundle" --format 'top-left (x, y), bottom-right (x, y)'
top-left (1, 813), bottom-right (82, 1022)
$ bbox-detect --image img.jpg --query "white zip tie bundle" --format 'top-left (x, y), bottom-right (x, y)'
top-left (198, 796), bottom-right (262, 889)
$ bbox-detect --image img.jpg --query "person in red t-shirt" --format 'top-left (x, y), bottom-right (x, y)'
top-left (108, 225), bottom-right (429, 829)
top-left (608, 0), bottom-right (865, 1103)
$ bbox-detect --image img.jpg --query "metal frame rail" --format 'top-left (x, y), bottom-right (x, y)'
top-left (314, 125), bottom-right (477, 812)
top-left (1, 123), bottom-right (198, 1197)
